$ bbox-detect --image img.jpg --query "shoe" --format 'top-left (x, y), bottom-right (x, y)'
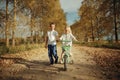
top-left (55, 57), bottom-right (58, 64)
top-left (49, 61), bottom-right (54, 65)
top-left (60, 60), bottom-right (63, 64)
top-left (70, 60), bottom-right (74, 64)
top-left (49, 63), bottom-right (53, 65)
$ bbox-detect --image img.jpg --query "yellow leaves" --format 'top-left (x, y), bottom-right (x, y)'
top-left (29, 0), bottom-right (36, 8)
top-left (79, 46), bottom-right (120, 73)
top-left (73, 0), bottom-right (120, 41)
top-left (24, 0), bottom-right (36, 9)
top-left (0, 59), bottom-right (14, 67)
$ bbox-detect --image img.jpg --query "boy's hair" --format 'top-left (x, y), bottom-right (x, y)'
top-left (50, 22), bottom-right (55, 27)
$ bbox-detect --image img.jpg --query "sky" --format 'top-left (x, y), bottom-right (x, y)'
top-left (60, 0), bottom-right (83, 25)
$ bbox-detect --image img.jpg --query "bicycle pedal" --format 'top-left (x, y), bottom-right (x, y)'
top-left (70, 60), bottom-right (74, 64)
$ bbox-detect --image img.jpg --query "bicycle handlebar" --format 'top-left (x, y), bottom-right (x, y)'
top-left (61, 40), bottom-right (71, 42)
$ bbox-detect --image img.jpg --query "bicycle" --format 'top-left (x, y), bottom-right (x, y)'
top-left (61, 40), bottom-right (72, 71)
top-left (62, 45), bottom-right (71, 71)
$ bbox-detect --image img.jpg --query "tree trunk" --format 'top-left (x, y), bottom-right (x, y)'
top-left (5, 0), bottom-right (9, 47)
top-left (113, 0), bottom-right (118, 43)
top-left (31, 18), bottom-right (34, 44)
top-left (91, 18), bottom-right (94, 42)
top-left (12, 0), bottom-right (16, 47)
top-left (96, 16), bottom-right (100, 41)
top-left (35, 31), bottom-right (38, 43)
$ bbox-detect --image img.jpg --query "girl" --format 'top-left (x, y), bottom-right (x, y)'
top-left (60, 27), bottom-right (78, 63)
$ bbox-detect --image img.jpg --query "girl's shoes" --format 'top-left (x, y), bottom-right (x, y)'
top-left (60, 59), bottom-right (63, 64)
top-left (70, 60), bottom-right (74, 64)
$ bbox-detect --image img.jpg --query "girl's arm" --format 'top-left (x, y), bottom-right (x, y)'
top-left (71, 33), bottom-right (78, 41)
top-left (59, 35), bottom-right (63, 41)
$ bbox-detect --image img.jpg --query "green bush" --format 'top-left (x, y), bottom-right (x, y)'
top-left (76, 41), bottom-right (120, 49)
top-left (0, 46), bottom-right (9, 55)
top-left (0, 44), bottom-right (40, 55)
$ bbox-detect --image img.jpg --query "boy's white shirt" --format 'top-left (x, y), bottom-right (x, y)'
top-left (47, 30), bottom-right (58, 45)
top-left (60, 33), bottom-right (76, 46)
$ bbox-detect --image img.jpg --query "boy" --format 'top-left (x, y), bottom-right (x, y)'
top-left (45, 23), bottom-right (58, 65)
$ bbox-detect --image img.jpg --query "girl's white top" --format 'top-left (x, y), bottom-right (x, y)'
top-left (60, 33), bottom-right (76, 46)
top-left (47, 30), bottom-right (58, 45)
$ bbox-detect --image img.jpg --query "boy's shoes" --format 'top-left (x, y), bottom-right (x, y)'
top-left (55, 57), bottom-right (58, 64)
top-left (49, 61), bottom-right (54, 65)
top-left (49, 63), bottom-right (53, 65)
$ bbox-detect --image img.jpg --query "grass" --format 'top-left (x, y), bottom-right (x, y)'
top-left (74, 41), bottom-right (120, 49)
top-left (0, 43), bottom-right (43, 55)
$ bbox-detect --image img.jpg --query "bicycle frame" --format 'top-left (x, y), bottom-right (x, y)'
top-left (62, 46), bottom-right (71, 63)
top-left (61, 39), bottom-right (71, 71)
top-left (62, 45), bottom-right (71, 71)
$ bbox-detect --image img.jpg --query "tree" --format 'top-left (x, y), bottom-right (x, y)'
top-left (5, 0), bottom-right (9, 47)
top-left (72, 0), bottom-right (120, 42)
top-left (12, 0), bottom-right (17, 47)
top-left (113, 0), bottom-right (118, 42)
top-left (0, 0), bottom-right (66, 45)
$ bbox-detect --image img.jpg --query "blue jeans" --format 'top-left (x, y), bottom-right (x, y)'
top-left (48, 45), bottom-right (58, 64)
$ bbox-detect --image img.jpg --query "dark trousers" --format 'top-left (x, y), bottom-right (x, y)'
top-left (48, 45), bottom-right (58, 64)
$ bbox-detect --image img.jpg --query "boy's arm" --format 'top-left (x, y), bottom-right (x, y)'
top-left (45, 34), bottom-right (48, 48)
top-left (45, 36), bottom-right (48, 48)
top-left (55, 31), bottom-right (59, 42)
top-left (56, 36), bottom-right (59, 42)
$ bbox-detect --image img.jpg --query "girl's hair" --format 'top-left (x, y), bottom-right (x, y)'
top-left (65, 26), bottom-right (72, 33)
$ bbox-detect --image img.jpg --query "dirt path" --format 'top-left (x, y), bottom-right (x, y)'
top-left (0, 45), bottom-right (108, 80)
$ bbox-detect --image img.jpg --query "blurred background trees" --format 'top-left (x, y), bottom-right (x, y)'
top-left (0, 0), bottom-right (120, 53)
top-left (0, 0), bottom-right (66, 47)
top-left (71, 0), bottom-right (120, 43)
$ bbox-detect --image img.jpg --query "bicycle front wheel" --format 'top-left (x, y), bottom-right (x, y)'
top-left (64, 55), bottom-right (67, 71)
